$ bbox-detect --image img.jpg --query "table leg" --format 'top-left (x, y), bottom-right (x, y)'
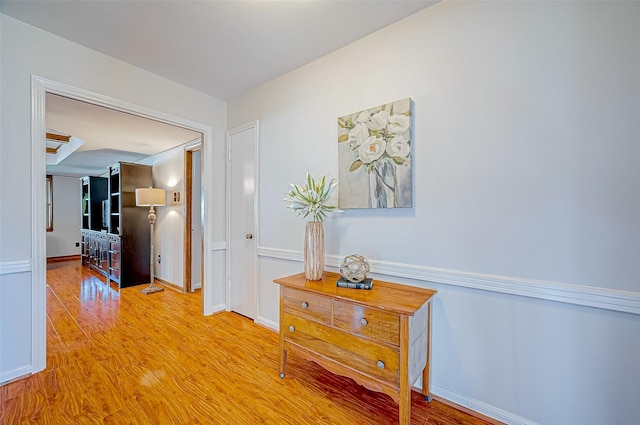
top-left (399, 384), bottom-right (411, 425)
top-left (279, 286), bottom-right (287, 378)
top-left (279, 345), bottom-right (287, 378)
top-left (422, 301), bottom-right (432, 401)
top-left (399, 315), bottom-right (411, 424)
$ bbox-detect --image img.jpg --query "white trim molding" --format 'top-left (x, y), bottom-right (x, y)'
top-left (257, 246), bottom-right (640, 315)
top-left (258, 246), bottom-right (302, 263)
top-left (432, 383), bottom-right (541, 425)
top-left (0, 260), bottom-right (31, 275)
top-left (0, 365), bottom-right (33, 385)
top-left (208, 303), bottom-right (227, 315)
top-left (211, 242), bottom-right (227, 251)
top-left (31, 76), bottom-right (48, 374)
top-left (31, 76), bottom-right (216, 369)
top-left (255, 316), bottom-right (279, 331)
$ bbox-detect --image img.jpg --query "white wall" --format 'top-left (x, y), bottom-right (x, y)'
top-left (152, 143), bottom-right (187, 289)
top-left (228, 2), bottom-right (640, 424)
top-left (0, 14), bottom-right (227, 382)
top-left (149, 143), bottom-right (205, 291)
top-left (46, 176), bottom-right (81, 258)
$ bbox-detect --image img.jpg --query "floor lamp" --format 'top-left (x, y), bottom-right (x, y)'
top-left (135, 187), bottom-right (166, 295)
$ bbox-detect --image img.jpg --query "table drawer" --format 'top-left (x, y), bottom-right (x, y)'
top-left (283, 312), bottom-right (399, 385)
top-left (333, 301), bottom-right (400, 346)
top-left (283, 287), bottom-right (331, 324)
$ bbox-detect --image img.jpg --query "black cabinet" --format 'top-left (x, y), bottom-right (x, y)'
top-left (80, 229), bottom-right (109, 277)
top-left (107, 234), bottom-right (120, 283)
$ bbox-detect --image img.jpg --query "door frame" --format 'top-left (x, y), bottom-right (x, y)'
top-left (184, 142), bottom-right (202, 293)
top-left (31, 76), bottom-right (214, 371)
top-left (225, 121), bottom-right (259, 317)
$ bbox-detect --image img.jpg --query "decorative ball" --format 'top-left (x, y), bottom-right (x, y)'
top-left (340, 255), bottom-right (370, 283)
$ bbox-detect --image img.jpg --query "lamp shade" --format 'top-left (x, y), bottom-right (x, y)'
top-left (135, 187), bottom-right (166, 206)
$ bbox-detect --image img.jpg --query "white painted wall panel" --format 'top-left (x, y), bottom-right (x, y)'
top-left (46, 176), bottom-right (81, 258)
top-left (0, 271), bottom-right (32, 381)
top-left (153, 145), bottom-right (185, 289)
top-left (229, 2), bottom-right (640, 424)
top-left (231, 1), bottom-right (640, 294)
top-left (255, 256), bottom-right (300, 330)
top-left (208, 248), bottom-right (227, 315)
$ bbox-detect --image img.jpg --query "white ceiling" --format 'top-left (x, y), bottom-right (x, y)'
top-left (47, 94), bottom-right (201, 156)
top-left (1, 0), bottom-right (436, 100)
top-left (45, 93), bottom-right (202, 177)
top-left (1, 0), bottom-right (437, 177)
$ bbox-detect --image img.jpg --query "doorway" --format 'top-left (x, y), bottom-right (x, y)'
top-left (31, 77), bottom-right (214, 372)
top-left (185, 146), bottom-right (203, 293)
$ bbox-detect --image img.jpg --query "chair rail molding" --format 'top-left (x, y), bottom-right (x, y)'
top-left (0, 260), bottom-right (31, 275)
top-left (256, 246), bottom-right (640, 315)
top-left (211, 241), bottom-right (227, 251)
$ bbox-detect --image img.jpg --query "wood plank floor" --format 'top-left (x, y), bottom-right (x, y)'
top-left (1, 261), bottom-right (492, 425)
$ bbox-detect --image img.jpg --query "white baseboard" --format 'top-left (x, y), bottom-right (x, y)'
top-left (431, 383), bottom-right (541, 425)
top-left (255, 315), bottom-right (278, 331)
top-left (0, 365), bottom-right (32, 385)
top-left (204, 303), bottom-right (227, 316)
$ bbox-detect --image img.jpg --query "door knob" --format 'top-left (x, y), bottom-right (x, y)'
top-left (245, 233), bottom-right (253, 239)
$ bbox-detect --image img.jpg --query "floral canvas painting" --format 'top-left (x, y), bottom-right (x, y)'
top-left (337, 98), bottom-right (413, 209)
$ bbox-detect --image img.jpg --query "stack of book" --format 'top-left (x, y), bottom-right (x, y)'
top-left (336, 276), bottom-right (373, 290)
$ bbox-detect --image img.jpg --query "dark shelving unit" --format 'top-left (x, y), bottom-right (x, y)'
top-left (108, 162), bottom-right (153, 288)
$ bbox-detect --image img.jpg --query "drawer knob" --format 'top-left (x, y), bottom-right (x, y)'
top-left (301, 302), bottom-right (308, 309)
top-left (288, 325), bottom-right (295, 332)
top-left (360, 318), bottom-right (368, 326)
top-left (377, 360), bottom-right (385, 369)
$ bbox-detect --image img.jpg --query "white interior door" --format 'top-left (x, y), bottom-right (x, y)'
top-left (228, 122), bottom-right (257, 319)
top-left (191, 150), bottom-right (203, 291)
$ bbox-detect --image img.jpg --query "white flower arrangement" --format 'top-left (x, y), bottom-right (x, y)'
top-left (284, 172), bottom-right (344, 222)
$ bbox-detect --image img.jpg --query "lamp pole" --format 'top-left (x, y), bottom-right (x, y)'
top-left (136, 187), bottom-right (166, 295)
top-left (141, 203), bottom-right (163, 294)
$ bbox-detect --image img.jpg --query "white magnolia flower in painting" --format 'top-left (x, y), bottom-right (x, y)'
top-left (385, 135), bottom-right (411, 159)
top-left (338, 99), bottom-right (413, 208)
top-left (358, 136), bottom-right (386, 164)
top-left (348, 122), bottom-right (370, 148)
top-left (387, 114), bottom-right (410, 134)
top-left (366, 110), bottom-right (390, 131)
top-left (356, 110), bottom-right (370, 123)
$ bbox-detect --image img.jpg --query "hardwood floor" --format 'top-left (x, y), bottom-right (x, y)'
top-left (1, 261), bottom-right (493, 425)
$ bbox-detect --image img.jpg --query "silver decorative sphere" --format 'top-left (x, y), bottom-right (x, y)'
top-left (340, 254), bottom-right (370, 283)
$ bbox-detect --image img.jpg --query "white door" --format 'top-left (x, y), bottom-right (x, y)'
top-left (228, 122), bottom-right (257, 319)
top-left (191, 150), bottom-right (203, 291)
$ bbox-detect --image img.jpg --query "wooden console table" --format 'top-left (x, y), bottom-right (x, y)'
top-left (274, 271), bottom-right (437, 425)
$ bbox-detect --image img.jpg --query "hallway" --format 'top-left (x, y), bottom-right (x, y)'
top-left (0, 261), bottom-right (490, 424)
